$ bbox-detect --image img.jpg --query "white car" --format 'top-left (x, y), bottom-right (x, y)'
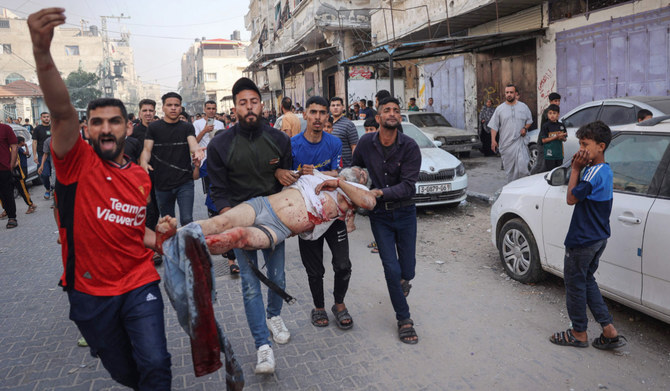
top-left (527, 96), bottom-right (670, 170)
top-left (400, 111), bottom-right (481, 157)
top-left (491, 116), bottom-right (670, 324)
top-left (353, 121), bottom-right (468, 206)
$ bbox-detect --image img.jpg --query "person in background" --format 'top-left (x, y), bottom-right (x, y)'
top-left (637, 109), bottom-right (653, 123)
top-left (407, 98), bottom-right (419, 111)
top-left (32, 111), bottom-right (52, 199)
top-left (13, 136), bottom-right (36, 214)
top-left (0, 123), bottom-right (18, 227)
top-left (23, 118), bottom-right (33, 133)
top-left (479, 99), bottom-right (496, 156)
top-left (323, 116), bottom-right (334, 134)
top-left (424, 97), bottom-right (435, 113)
top-left (537, 104), bottom-right (567, 173)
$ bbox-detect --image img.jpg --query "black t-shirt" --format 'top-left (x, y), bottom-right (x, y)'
top-left (33, 124), bottom-right (51, 154)
top-left (131, 122), bottom-right (149, 144)
top-left (123, 136), bottom-right (142, 164)
top-left (146, 120), bottom-right (196, 191)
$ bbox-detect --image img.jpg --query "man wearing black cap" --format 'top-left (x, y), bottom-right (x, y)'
top-left (206, 77), bottom-right (297, 375)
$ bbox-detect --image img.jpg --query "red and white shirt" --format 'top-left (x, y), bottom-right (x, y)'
top-left (53, 137), bottom-right (158, 296)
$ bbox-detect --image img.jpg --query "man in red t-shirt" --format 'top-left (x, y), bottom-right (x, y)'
top-left (29, 8), bottom-right (171, 389)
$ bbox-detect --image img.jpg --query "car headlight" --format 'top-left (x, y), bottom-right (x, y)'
top-left (456, 163), bottom-right (465, 176)
top-left (471, 136), bottom-right (479, 142)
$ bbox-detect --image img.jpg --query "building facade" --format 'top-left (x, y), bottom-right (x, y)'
top-left (180, 37), bottom-right (249, 115)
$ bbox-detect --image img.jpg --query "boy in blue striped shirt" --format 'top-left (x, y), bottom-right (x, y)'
top-left (550, 121), bottom-right (626, 350)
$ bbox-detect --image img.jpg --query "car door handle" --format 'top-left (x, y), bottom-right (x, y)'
top-left (617, 215), bottom-right (641, 224)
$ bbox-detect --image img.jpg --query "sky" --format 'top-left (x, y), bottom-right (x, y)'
top-left (4, 0), bottom-right (250, 92)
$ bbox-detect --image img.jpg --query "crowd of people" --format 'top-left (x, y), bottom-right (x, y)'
top-left (0, 7), bottom-right (629, 389)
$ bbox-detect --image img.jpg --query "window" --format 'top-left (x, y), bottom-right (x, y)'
top-left (1, 44), bottom-right (11, 54)
top-left (563, 106), bottom-right (600, 128)
top-left (5, 73), bottom-right (24, 84)
top-left (205, 72), bottom-right (217, 82)
top-left (599, 104), bottom-right (636, 126)
top-left (0, 19), bottom-right (9, 28)
top-left (65, 45), bottom-right (80, 56)
top-left (605, 133), bottom-right (670, 194)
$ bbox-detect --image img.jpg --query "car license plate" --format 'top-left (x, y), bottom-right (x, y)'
top-left (455, 145), bottom-right (471, 152)
top-left (418, 183), bottom-right (450, 194)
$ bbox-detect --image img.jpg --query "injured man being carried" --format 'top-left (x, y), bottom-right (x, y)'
top-left (156, 167), bottom-right (376, 254)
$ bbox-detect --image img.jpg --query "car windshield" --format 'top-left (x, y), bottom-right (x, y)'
top-left (355, 123), bottom-right (435, 149)
top-left (408, 113), bottom-right (452, 127)
top-left (646, 99), bottom-right (670, 114)
top-left (11, 126), bottom-right (32, 142)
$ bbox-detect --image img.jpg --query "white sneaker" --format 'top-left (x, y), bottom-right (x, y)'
top-left (266, 316), bottom-right (290, 344)
top-left (254, 344), bottom-right (275, 374)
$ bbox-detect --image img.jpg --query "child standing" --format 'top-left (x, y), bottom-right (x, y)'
top-left (550, 121), bottom-right (626, 350)
top-left (538, 104), bottom-right (567, 172)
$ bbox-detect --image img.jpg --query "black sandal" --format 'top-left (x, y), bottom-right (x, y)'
top-left (229, 263), bottom-right (240, 274)
top-left (401, 280), bottom-right (412, 297)
top-left (592, 333), bottom-right (627, 350)
top-left (397, 318), bottom-right (418, 344)
top-left (311, 308), bottom-right (329, 327)
top-left (6, 218), bottom-right (17, 229)
top-left (331, 305), bottom-right (353, 330)
top-left (549, 329), bottom-right (589, 348)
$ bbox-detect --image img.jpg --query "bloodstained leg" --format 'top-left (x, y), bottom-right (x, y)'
top-left (205, 227), bottom-right (274, 254)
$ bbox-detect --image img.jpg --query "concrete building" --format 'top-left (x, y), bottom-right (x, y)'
top-left (244, 0), bottom-right (372, 110)
top-left (0, 81), bottom-right (45, 123)
top-left (180, 36), bottom-right (249, 115)
top-left (0, 9), bottom-right (162, 120)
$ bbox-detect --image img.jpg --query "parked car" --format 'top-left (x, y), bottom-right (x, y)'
top-left (491, 115), bottom-right (670, 324)
top-left (400, 111), bottom-right (481, 157)
top-left (353, 120), bottom-right (467, 207)
top-left (527, 96), bottom-right (670, 171)
top-left (9, 124), bottom-right (38, 184)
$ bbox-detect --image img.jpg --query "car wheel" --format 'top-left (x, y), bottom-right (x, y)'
top-left (498, 218), bottom-right (545, 283)
top-left (528, 143), bottom-right (540, 172)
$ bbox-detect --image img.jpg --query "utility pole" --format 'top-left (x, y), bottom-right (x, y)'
top-left (100, 14), bottom-right (130, 98)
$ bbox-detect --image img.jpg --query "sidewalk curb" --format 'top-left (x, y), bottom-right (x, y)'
top-left (467, 191), bottom-right (493, 204)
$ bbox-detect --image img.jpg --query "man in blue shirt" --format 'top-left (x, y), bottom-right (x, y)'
top-left (352, 97), bottom-right (421, 344)
top-left (550, 121), bottom-right (626, 350)
top-left (291, 96), bottom-right (355, 330)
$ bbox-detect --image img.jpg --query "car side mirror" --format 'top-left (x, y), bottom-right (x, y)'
top-left (433, 140), bottom-right (442, 147)
top-left (547, 167), bottom-right (568, 186)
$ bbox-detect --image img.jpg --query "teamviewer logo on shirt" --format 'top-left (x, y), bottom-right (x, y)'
top-left (97, 198), bottom-right (146, 227)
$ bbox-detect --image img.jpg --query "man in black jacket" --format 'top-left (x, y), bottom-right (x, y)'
top-left (207, 77), bottom-right (296, 375)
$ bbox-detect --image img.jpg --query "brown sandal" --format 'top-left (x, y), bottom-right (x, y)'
top-left (26, 205), bottom-right (37, 214)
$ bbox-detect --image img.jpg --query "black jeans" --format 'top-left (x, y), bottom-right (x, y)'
top-left (298, 219), bottom-right (352, 309)
top-left (0, 170), bottom-right (16, 219)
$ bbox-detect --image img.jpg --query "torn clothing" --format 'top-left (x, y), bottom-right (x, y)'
top-left (162, 223), bottom-right (244, 389)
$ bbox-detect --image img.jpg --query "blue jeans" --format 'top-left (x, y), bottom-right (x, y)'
top-left (155, 180), bottom-right (194, 226)
top-left (68, 282), bottom-right (172, 390)
top-left (564, 239), bottom-right (613, 332)
top-left (234, 241), bottom-right (286, 349)
top-left (39, 152), bottom-right (51, 192)
top-left (369, 205), bottom-right (417, 321)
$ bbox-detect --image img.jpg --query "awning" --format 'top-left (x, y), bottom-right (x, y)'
top-left (244, 51), bottom-right (300, 73)
top-left (339, 28), bottom-right (545, 66)
top-left (260, 46), bottom-right (339, 68)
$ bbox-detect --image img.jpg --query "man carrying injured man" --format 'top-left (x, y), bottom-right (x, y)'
top-left (156, 167), bottom-right (375, 255)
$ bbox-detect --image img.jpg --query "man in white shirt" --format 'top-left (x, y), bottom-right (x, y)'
top-left (194, 100), bottom-right (225, 150)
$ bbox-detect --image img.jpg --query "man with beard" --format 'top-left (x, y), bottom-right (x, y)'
top-left (206, 77), bottom-right (295, 375)
top-left (28, 8), bottom-right (171, 389)
top-left (352, 96), bottom-right (421, 344)
top-left (140, 92), bottom-right (203, 227)
top-left (489, 84), bottom-right (533, 182)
